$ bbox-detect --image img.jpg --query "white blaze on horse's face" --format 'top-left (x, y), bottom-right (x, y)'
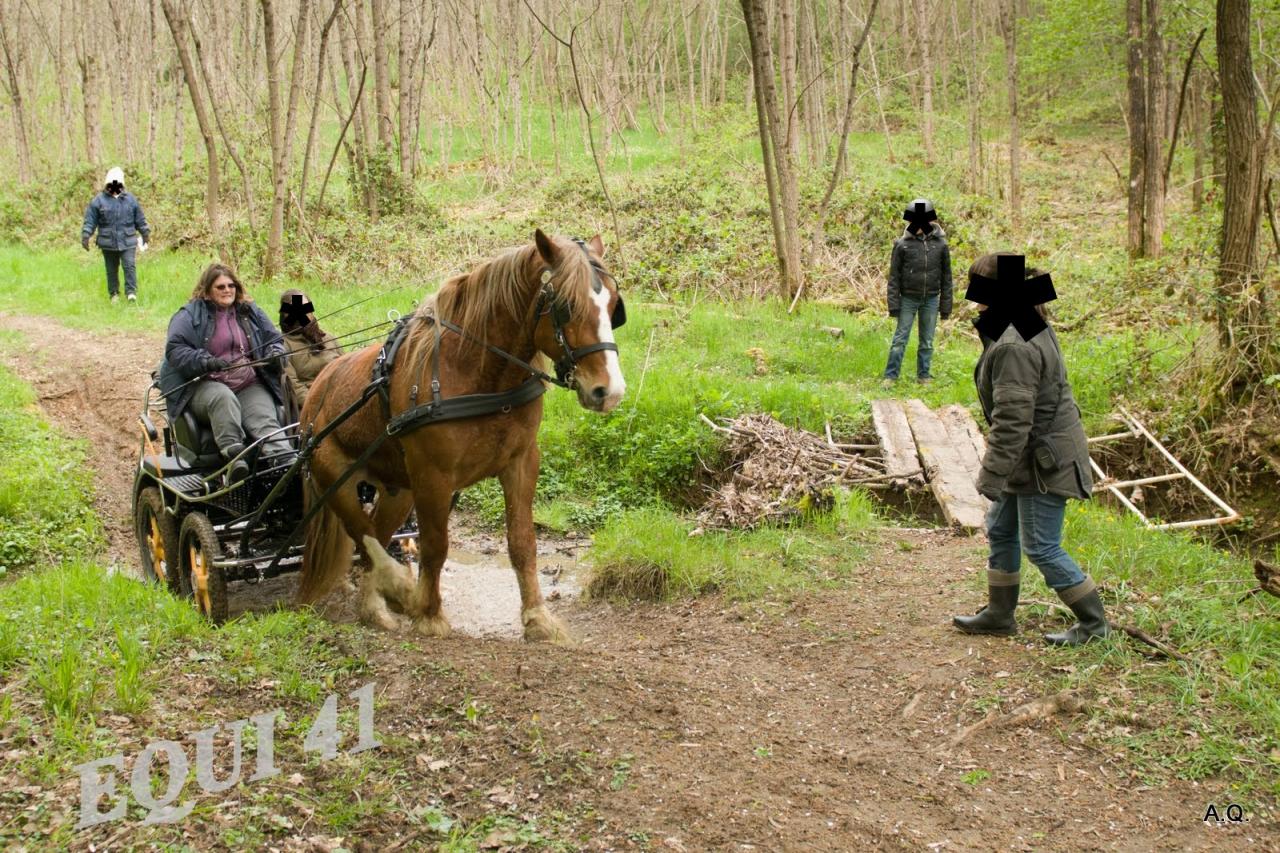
top-left (588, 285), bottom-right (626, 412)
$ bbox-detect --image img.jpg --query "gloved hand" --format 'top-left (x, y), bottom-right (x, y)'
top-left (205, 357), bottom-right (232, 373)
top-left (81, 238), bottom-right (90, 251)
top-left (941, 313), bottom-right (951, 321)
top-left (888, 310), bottom-right (899, 318)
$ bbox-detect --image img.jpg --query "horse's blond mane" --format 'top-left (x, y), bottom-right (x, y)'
top-left (401, 237), bottom-right (599, 376)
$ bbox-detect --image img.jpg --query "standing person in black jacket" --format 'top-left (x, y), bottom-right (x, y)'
top-left (953, 252), bottom-right (1110, 646)
top-left (81, 167), bottom-right (151, 303)
top-left (882, 198), bottom-right (953, 388)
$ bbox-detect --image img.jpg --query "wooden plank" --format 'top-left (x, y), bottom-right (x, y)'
top-left (870, 399), bottom-right (923, 485)
top-left (903, 399), bottom-right (989, 531)
top-left (938, 404), bottom-right (986, 479)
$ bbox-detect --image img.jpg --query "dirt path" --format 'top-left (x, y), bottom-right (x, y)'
top-left (2, 314), bottom-right (1273, 851)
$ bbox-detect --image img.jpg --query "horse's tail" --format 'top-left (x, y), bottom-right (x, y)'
top-left (296, 474), bottom-right (354, 605)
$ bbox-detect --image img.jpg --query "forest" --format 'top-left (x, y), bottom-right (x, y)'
top-left (0, 0), bottom-right (1278, 848)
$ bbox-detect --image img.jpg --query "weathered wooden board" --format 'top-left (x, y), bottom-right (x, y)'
top-left (870, 399), bottom-right (923, 485)
top-left (938, 404), bottom-right (987, 479)
top-left (904, 399), bottom-right (989, 531)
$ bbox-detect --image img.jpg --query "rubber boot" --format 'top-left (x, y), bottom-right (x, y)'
top-left (222, 443), bottom-right (250, 484)
top-left (953, 570), bottom-right (1020, 636)
top-left (1045, 579), bottom-right (1111, 646)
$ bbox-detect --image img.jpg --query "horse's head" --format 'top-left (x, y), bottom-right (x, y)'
top-left (531, 229), bottom-right (626, 413)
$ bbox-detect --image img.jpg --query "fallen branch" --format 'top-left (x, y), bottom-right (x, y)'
top-left (949, 691), bottom-right (1085, 748)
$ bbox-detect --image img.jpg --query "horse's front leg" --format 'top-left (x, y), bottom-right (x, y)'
top-left (500, 446), bottom-right (572, 644)
top-left (407, 481), bottom-right (454, 638)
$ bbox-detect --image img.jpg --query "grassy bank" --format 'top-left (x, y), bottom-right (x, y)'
top-left (0, 355), bottom-right (101, 575)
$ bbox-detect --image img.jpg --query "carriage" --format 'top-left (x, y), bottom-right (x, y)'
top-left (131, 231), bottom-right (623, 640)
top-left (131, 380), bottom-right (416, 624)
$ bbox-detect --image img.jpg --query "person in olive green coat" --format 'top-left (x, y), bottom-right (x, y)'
top-left (953, 252), bottom-right (1110, 646)
top-left (279, 289), bottom-right (343, 417)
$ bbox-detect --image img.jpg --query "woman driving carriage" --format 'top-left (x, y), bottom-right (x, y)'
top-left (158, 263), bottom-right (291, 482)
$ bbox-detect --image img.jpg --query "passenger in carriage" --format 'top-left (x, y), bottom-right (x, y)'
top-left (158, 263), bottom-right (291, 482)
top-left (278, 288), bottom-right (343, 416)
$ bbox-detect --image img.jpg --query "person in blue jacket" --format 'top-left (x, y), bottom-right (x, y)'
top-left (81, 166), bottom-right (151, 303)
top-left (158, 263), bottom-right (289, 481)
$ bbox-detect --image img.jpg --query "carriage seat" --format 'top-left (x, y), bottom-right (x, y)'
top-left (171, 409), bottom-right (224, 469)
top-left (170, 404), bottom-right (291, 470)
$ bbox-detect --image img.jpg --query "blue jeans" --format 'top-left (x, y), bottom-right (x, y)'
top-left (103, 248), bottom-right (137, 297)
top-left (985, 492), bottom-right (1086, 590)
top-left (883, 293), bottom-right (938, 380)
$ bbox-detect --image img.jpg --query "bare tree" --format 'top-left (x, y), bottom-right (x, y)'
top-left (161, 0), bottom-right (222, 252)
top-left (999, 0), bottom-right (1020, 229)
top-left (1215, 0), bottom-right (1272, 369)
top-left (0, 0), bottom-right (33, 182)
top-left (741, 0), bottom-right (803, 300)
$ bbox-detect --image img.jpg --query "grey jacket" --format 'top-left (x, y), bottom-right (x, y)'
top-left (888, 226), bottom-right (953, 317)
top-left (974, 321), bottom-right (1093, 500)
top-left (81, 191), bottom-right (150, 251)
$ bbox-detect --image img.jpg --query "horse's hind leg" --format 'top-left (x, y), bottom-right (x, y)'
top-left (500, 448), bottom-right (572, 645)
top-left (311, 467), bottom-right (412, 631)
top-left (366, 487), bottom-right (417, 614)
top-left (406, 484), bottom-right (454, 638)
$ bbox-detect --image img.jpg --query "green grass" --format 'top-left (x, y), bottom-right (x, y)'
top-left (1048, 504), bottom-right (1280, 801)
top-left (588, 488), bottom-right (880, 600)
top-left (0, 360), bottom-right (102, 575)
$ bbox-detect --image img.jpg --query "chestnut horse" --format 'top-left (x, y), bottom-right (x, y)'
top-left (295, 231), bottom-right (625, 642)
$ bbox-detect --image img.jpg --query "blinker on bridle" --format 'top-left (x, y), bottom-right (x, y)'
top-left (536, 237), bottom-right (626, 387)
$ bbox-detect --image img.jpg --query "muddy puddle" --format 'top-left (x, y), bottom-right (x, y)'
top-left (224, 529), bottom-right (587, 639)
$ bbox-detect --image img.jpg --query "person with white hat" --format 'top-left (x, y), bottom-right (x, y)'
top-left (80, 166), bottom-right (151, 303)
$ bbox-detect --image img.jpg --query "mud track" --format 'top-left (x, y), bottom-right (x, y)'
top-left (1, 313), bottom-right (1272, 851)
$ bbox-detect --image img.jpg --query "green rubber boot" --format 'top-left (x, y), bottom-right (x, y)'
top-left (953, 570), bottom-right (1020, 636)
top-left (1045, 579), bottom-right (1112, 646)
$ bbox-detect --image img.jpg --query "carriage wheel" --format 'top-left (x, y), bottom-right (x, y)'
top-left (178, 512), bottom-right (229, 625)
top-left (135, 487), bottom-right (179, 590)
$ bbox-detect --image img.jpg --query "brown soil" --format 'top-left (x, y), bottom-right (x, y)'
top-left (2, 314), bottom-right (1275, 851)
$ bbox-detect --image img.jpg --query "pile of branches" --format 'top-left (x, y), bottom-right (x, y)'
top-left (695, 413), bottom-right (898, 531)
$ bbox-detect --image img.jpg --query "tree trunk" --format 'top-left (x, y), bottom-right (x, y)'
top-left (1125, 0), bottom-right (1146, 255)
top-left (1141, 0), bottom-right (1165, 257)
top-left (0, 2), bottom-right (33, 183)
top-left (160, 0), bottom-right (222, 254)
top-left (1214, 0), bottom-right (1263, 358)
top-left (1191, 69), bottom-right (1205, 213)
top-left (913, 0), bottom-right (935, 163)
top-left (370, 0), bottom-right (394, 150)
top-left (1000, 0), bottom-right (1021, 229)
top-left (741, 0), bottom-right (802, 301)
top-left (301, 0), bottom-right (344, 208)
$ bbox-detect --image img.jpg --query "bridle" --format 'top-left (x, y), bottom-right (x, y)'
top-left (533, 237), bottom-right (626, 388)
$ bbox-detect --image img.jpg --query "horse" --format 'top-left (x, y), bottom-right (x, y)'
top-left (294, 230), bottom-right (625, 643)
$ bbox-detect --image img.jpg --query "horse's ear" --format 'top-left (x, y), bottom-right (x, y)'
top-left (587, 233), bottom-right (606, 259)
top-left (534, 229), bottom-right (557, 265)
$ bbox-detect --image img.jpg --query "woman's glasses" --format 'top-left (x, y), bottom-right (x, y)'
top-left (212, 283), bottom-right (236, 291)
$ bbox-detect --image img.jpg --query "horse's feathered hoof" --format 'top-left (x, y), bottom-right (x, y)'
top-left (522, 606), bottom-right (574, 645)
top-left (413, 614), bottom-right (453, 638)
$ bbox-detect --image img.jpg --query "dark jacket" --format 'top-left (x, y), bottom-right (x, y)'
top-left (887, 226), bottom-right (953, 317)
top-left (81, 191), bottom-right (150, 252)
top-left (159, 299), bottom-right (285, 420)
top-left (974, 321), bottom-right (1093, 500)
